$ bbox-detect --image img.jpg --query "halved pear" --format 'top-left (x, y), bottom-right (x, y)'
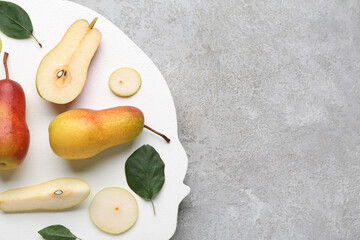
top-left (36, 18), bottom-right (102, 104)
top-left (90, 187), bottom-right (138, 234)
top-left (109, 67), bottom-right (142, 97)
top-left (0, 178), bottom-right (90, 212)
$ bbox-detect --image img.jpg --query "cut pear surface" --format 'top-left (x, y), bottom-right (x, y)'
top-left (0, 178), bottom-right (90, 212)
top-left (90, 187), bottom-right (138, 234)
top-left (36, 18), bottom-right (101, 104)
top-left (109, 67), bottom-right (142, 97)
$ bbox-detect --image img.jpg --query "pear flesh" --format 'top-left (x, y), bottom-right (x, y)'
top-left (36, 18), bottom-right (101, 104)
top-left (0, 178), bottom-right (90, 212)
top-left (109, 67), bottom-right (142, 97)
top-left (90, 187), bottom-right (138, 234)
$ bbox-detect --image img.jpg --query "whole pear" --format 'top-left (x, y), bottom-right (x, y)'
top-left (49, 106), bottom-right (145, 159)
top-left (0, 53), bottom-right (30, 170)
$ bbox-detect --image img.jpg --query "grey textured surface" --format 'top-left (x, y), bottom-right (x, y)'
top-left (71, 0), bottom-right (360, 239)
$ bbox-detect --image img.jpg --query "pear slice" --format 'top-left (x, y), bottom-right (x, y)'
top-left (0, 178), bottom-right (90, 212)
top-left (36, 18), bottom-right (102, 104)
top-left (109, 67), bottom-right (142, 97)
top-left (90, 187), bottom-right (138, 234)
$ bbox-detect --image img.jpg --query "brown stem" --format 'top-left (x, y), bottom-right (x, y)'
top-left (89, 17), bottom-right (98, 29)
top-left (3, 52), bottom-right (9, 79)
top-left (144, 125), bottom-right (170, 143)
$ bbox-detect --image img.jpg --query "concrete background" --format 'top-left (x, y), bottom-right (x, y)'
top-left (71, 0), bottom-right (360, 239)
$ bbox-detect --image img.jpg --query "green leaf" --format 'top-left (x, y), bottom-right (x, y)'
top-left (0, 1), bottom-right (41, 47)
top-left (38, 225), bottom-right (79, 240)
top-left (125, 144), bottom-right (165, 214)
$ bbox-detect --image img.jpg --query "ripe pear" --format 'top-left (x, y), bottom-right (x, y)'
top-left (0, 53), bottom-right (30, 170)
top-left (49, 106), bottom-right (144, 159)
top-left (0, 178), bottom-right (90, 212)
top-left (49, 106), bottom-right (169, 160)
top-left (36, 18), bottom-right (101, 104)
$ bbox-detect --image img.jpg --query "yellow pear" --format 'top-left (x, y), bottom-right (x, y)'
top-left (0, 178), bottom-right (90, 212)
top-left (49, 106), bottom-right (170, 160)
top-left (49, 106), bottom-right (145, 159)
top-left (36, 18), bottom-right (102, 104)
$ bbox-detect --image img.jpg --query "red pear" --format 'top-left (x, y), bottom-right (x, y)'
top-left (0, 53), bottom-right (30, 170)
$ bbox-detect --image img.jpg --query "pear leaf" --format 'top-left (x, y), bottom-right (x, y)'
top-left (0, 1), bottom-right (41, 47)
top-left (38, 225), bottom-right (80, 240)
top-left (125, 144), bottom-right (165, 215)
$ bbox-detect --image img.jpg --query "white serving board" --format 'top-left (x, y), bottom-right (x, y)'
top-left (0, 0), bottom-right (190, 239)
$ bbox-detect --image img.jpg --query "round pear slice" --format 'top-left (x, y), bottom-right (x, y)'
top-left (109, 67), bottom-right (142, 97)
top-left (0, 178), bottom-right (90, 212)
top-left (90, 187), bottom-right (138, 234)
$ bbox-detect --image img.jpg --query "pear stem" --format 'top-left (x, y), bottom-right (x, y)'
top-left (89, 17), bottom-right (98, 29)
top-left (31, 33), bottom-right (42, 48)
top-left (3, 52), bottom-right (9, 79)
top-left (144, 125), bottom-right (170, 143)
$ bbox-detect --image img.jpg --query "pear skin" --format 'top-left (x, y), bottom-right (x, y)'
top-left (0, 53), bottom-right (30, 170)
top-left (49, 106), bottom-right (144, 159)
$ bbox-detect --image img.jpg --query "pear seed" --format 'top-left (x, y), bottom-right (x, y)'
top-left (54, 190), bottom-right (63, 195)
top-left (57, 70), bottom-right (64, 78)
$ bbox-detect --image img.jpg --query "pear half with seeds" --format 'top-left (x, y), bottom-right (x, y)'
top-left (0, 178), bottom-right (90, 212)
top-left (36, 18), bottom-right (101, 104)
